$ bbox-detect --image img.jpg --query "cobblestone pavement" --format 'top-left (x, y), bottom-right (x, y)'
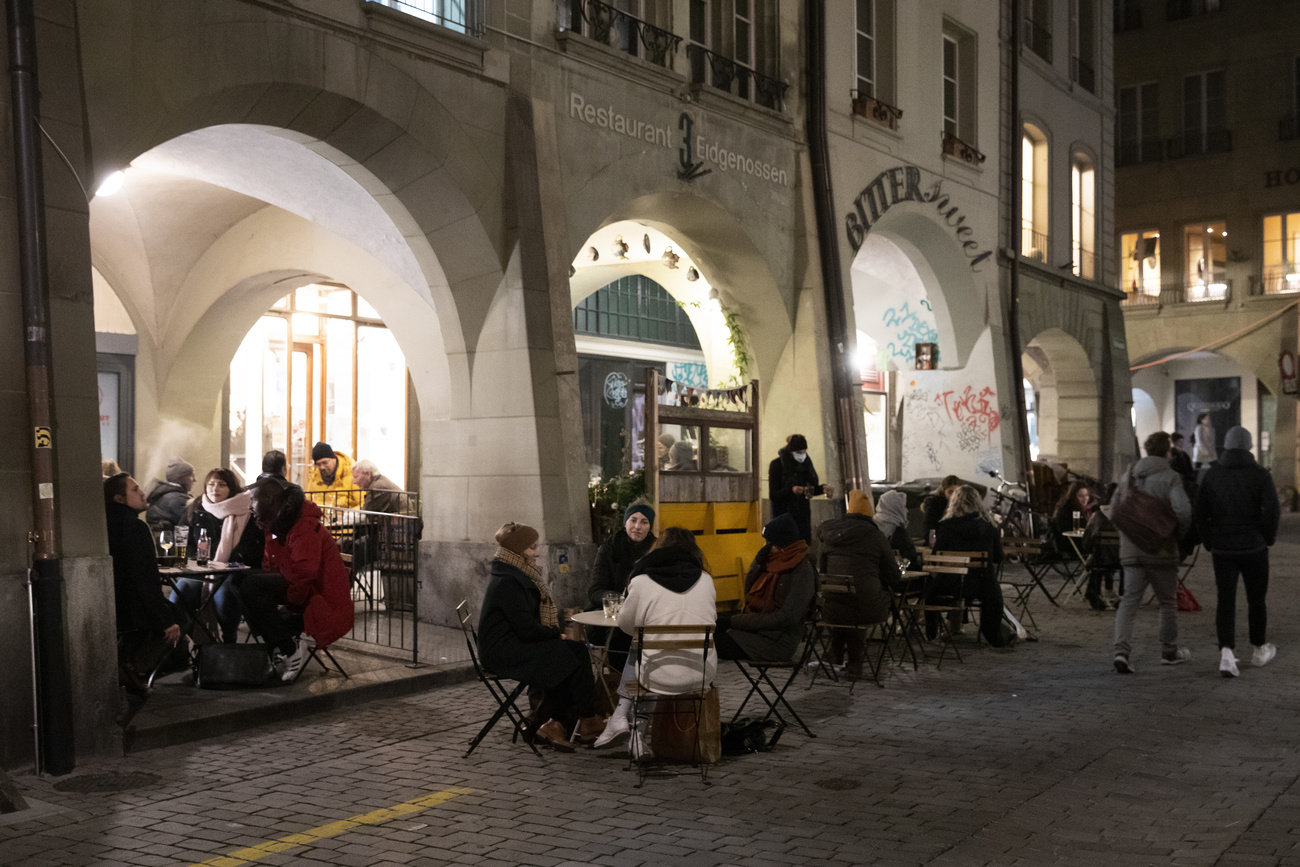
top-left (7, 516), bottom-right (1300, 867)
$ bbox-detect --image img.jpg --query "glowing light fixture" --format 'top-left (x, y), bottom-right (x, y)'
top-left (686, 267), bottom-right (700, 282)
top-left (96, 170), bottom-right (126, 197)
top-left (708, 287), bottom-right (720, 302)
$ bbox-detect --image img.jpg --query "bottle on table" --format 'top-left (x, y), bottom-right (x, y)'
top-left (196, 528), bottom-right (210, 566)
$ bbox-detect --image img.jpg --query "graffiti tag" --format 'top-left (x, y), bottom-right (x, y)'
top-left (935, 386), bottom-right (1001, 442)
top-left (882, 302), bottom-right (939, 363)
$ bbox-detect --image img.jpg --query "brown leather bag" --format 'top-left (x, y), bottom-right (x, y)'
top-left (650, 687), bottom-right (721, 765)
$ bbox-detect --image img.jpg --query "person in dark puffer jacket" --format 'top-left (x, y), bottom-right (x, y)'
top-left (1194, 426), bottom-right (1281, 678)
top-left (932, 485), bottom-right (1010, 648)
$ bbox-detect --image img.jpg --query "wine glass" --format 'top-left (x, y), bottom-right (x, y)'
top-left (896, 555), bottom-right (910, 573)
top-left (158, 529), bottom-right (173, 560)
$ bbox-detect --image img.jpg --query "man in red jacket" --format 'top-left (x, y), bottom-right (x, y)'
top-left (238, 476), bottom-right (354, 681)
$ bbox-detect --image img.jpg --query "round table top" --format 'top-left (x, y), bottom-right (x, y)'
top-left (1062, 530), bottom-right (1085, 538)
top-left (159, 561), bottom-right (251, 577)
top-left (570, 609), bottom-right (619, 627)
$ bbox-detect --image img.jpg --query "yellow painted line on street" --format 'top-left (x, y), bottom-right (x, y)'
top-left (189, 786), bottom-right (475, 867)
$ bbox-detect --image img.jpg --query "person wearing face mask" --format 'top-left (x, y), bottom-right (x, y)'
top-left (587, 499), bottom-right (658, 670)
top-left (768, 434), bottom-right (827, 543)
top-left (169, 468), bottom-right (264, 644)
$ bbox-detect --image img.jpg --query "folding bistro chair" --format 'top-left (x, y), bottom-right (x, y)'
top-left (729, 633), bottom-right (818, 746)
top-left (905, 551), bottom-right (984, 668)
top-left (999, 537), bottom-right (1044, 629)
top-left (808, 570), bottom-right (888, 690)
top-left (456, 601), bottom-right (542, 759)
top-left (626, 624), bottom-right (715, 786)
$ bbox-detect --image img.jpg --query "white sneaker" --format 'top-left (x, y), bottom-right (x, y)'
top-left (592, 711), bottom-right (630, 749)
top-left (280, 634), bottom-right (315, 682)
top-left (1219, 647), bottom-right (1239, 678)
top-left (1252, 643), bottom-right (1277, 667)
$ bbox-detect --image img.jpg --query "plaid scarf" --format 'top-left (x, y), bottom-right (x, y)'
top-left (495, 546), bottom-right (557, 628)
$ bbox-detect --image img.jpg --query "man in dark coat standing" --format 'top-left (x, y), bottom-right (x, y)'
top-left (816, 490), bottom-right (900, 680)
top-left (1194, 426), bottom-right (1281, 677)
top-left (105, 473), bottom-right (182, 696)
top-left (768, 434), bottom-right (827, 543)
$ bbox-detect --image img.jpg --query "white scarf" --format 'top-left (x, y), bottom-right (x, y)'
top-left (203, 490), bottom-right (252, 565)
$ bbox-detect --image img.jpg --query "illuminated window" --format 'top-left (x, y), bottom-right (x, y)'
top-left (1184, 221), bottom-right (1227, 298)
top-left (1071, 153), bottom-right (1096, 279)
top-left (1263, 212), bottom-right (1300, 294)
top-left (1021, 124), bottom-right (1049, 261)
top-left (1120, 230), bottom-right (1161, 296)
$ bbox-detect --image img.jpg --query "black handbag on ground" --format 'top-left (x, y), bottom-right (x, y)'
top-left (194, 643), bottom-right (274, 689)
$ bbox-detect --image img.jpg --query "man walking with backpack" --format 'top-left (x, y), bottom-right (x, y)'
top-left (1112, 431), bottom-right (1193, 674)
top-left (1193, 426), bottom-right (1280, 677)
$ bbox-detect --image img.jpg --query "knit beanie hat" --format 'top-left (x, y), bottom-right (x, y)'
top-left (311, 442), bottom-right (335, 462)
top-left (624, 500), bottom-right (656, 525)
top-left (763, 514), bottom-right (801, 548)
top-left (495, 522), bottom-right (539, 555)
top-left (847, 489), bottom-right (874, 516)
top-left (1224, 426), bottom-right (1252, 451)
top-left (787, 434), bottom-right (808, 451)
top-left (165, 458), bottom-right (194, 485)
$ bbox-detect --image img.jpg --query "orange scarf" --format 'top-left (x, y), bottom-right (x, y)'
top-left (744, 541), bottom-right (809, 614)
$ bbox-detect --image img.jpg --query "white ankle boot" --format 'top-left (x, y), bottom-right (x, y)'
top-left (593, 700), bottom-right (631, 749)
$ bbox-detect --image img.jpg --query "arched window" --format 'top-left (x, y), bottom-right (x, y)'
top-left (1021, 123), bottom-right (1049, 261)
top-left (1071, 152), bottom-right (1096, 279)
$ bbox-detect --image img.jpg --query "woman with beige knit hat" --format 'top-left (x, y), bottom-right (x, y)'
top-left (477, 522), bottom-right (603, 751)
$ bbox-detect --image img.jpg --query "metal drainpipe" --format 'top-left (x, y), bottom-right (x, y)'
top-left (7, 0), bottom-right (76, 775)
top-left (805, 0), bottom-right (864, 492)
top-left (1008, 0), bottom-right (1033, 493)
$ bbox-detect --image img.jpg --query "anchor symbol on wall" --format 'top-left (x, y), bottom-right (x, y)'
top-left (677, 113), bottom-right (712, 181)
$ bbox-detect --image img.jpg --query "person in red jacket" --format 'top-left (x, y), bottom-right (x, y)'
top-left (237, 476), bottom-right (354, 681)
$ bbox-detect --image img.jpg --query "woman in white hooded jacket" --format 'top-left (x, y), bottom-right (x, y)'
top-left (592, 527), bottom-right (717, 758)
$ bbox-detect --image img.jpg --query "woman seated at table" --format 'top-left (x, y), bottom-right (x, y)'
top-left (587, 499), bottom-right (657, 672)
top-left (592, 527), bottom-right (717, 758)
top-left (931, 485), bottom-right (1011, 648)
top-left (169, 468), bottom-right (263, 644)
top-left (714, 514), bottom-right (817, 663)
top-left (873, 489), bottom-right (922, 569)
top-left (815, 490), bottom-right (900, 680)
top-left (478, 522), bottom-right (605, 752)
top-left (1053, 479), bottom-right (1098, 537)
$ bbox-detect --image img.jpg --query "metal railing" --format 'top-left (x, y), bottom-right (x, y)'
top-left (851, 91), bottom-right (903, 130)
top-left (1022, 18), bottom-right (1052, 61)
top-left (365, 0), bottom-right (485, 37)
top-left (565, 0), bottom-right (682, 67)
top-left (307, 490), bottom-right (424, 666)
top-left (1021, 226), bottom-right (1048, 262)
top-left (1073, 247), bottom-right (1095, 280)
top-left (941, 129), bottom-right (986, 164)
top-left (1258, 266), bottom-right (1300, 295)
top-left (1167, 0), bottom-right (1223, 21)
top-left (686, 43), bottom-right (787, 111)
top-left (1121, 289), bottom-right (1162, 308)
top-left (1179, 278), bottom-right (1231, 303)
top-left (1167, 129), bottom-right (1232, 159)
top-left (1116, 137), bottom-right (1163, 167)
top-left (1070, 56), bottom-right (1095, 93)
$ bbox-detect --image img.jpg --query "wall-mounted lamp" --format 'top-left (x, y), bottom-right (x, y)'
top-left (96, 170), bottom-right (126, 197)
top-left (686, 267), bottom-right (701, 282)
top-left (661, 246), bottom-right (680, 269)
top-left (612, 235), bottom-right (629, 259)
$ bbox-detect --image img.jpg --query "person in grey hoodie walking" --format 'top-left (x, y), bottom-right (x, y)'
top-left (1193, 426), bottom-right (1280, 677)
top-left (1113, 431), bottom-right (1193, 673)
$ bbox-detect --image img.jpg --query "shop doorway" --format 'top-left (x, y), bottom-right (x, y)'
top-left (228, 283), bottom-right (409, 486)
top-left (1021, 329), bottom-right (1100, 478)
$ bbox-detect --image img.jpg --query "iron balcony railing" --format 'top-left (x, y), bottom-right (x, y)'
top-left (1116, 137), bottom-right (1164, 167)
top-left (1167, 0), bottom-right (1223, 21)
top-left (1073, 247), bottom-right (1096, 280)
top-left (1167, 128), bottom-right (1232, 158)
top-left (1121, 289), bottom-right (1162, 309)
top-left (1120, 279), bottom-right (1233, 308)
top-left (850, 91), bottom-right (903, 130)
top-left (1021, 227), bottom-right (1048, 263)
top-left (687, 43), bottom-right (787, 111)
top-left (1022, 18), bottom-right (1052, 62)
top-left (941, 129), bottom-right (986, 164)
top-left (1259, 265), bottom-right (1300, 295)
top-left (366, 0), bottom-right (485, 37)
top-left (566, 0), bottom-right (682, 68)
top-left (1180, 278), bottom-right (1232, 303)
top-left (1071, 56), bottom-right (1096, 93)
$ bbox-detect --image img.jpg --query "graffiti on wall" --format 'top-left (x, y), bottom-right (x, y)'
top-left (880, 300), bottom-right (939, 365)
top-left (901, 377), bottom-right (1005, 481)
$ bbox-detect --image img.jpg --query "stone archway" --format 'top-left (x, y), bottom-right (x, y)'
top-left (1022, 328), bottom-right (1101, 478)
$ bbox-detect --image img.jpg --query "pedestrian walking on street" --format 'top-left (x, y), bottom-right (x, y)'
top-left (1193, 426), bottom-right (1280, 677)
top-left (1192, 413), bottom-right (1218, 469)
top-left (1112, 432), bottom-right (1193, 674)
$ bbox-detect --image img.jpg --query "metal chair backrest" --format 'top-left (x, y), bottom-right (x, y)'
top-left (1001, 536), bottom-right (1042, 560)
top-left (634, 624), bottom-right (715, 695)
top-left (455, 600), bottom-right (487, 673)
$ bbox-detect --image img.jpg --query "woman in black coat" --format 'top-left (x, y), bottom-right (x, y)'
top-left (478, 522), bottom-right (601, 750)
top-left (587, 500), bottom-right (656, 670)
top-left (768, 433), bottom-right (825, 543)
top-left (932, 485), bottom-right (1011, 648)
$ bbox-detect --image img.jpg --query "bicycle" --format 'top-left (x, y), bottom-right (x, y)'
top-left (984, 469), bottom-right (1035, 538)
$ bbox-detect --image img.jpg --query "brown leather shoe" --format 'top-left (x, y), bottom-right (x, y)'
top-left (536, 719), bottom-right (575, 753)
top-left (573, 714), bottom-right (606, 744)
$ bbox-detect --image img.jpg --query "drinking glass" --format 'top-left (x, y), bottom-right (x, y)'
top-left (174, 525), bottom-right (189, 559)
top-left (1072, 510), bottom-right (1082, 532)
top-left (158, 529), bottom-right (173, 560)
top-left (896, 556), bottom-right (910, 573)
top-left (602, 592), bottom-right (621, 618)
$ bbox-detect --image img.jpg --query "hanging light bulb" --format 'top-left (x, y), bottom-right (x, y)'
top-left (708, 287), bottom-right (720, 301)
top-left (661, 246), bottom-right (680, 269)
top-left (686, 267), bottom-right (700, 282)
top-left (612, 235), bottom-right (629, 259)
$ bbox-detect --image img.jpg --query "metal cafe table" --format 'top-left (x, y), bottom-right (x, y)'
top-left (158, 560), bottom-right (255, 644)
